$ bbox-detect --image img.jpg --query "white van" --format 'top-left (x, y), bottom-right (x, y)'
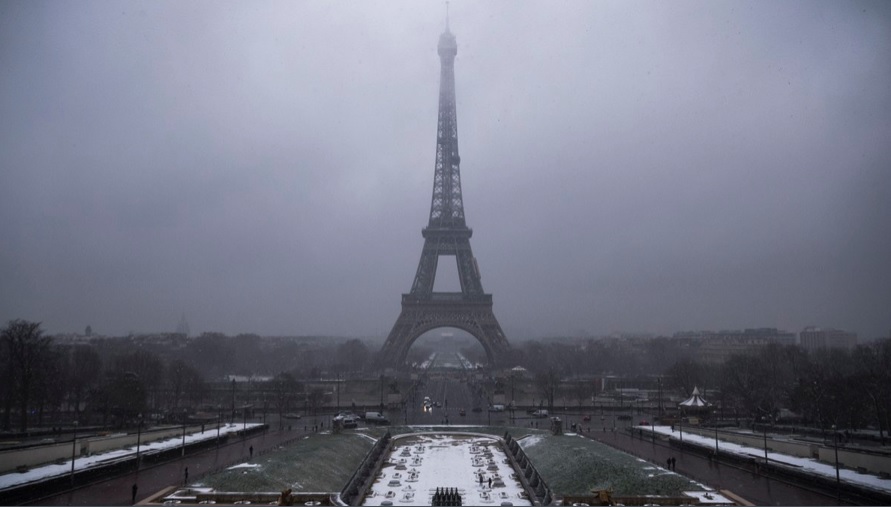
top-left (364, 411), bottom-right (390, 424)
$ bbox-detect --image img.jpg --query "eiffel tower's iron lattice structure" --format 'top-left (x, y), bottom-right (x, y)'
top-left (378, 25), bottom-right (510, 368)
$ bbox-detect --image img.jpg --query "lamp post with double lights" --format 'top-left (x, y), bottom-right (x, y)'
top-left (70, 420), bottom-right (78, 486)
top-left (762, 416), bottom-right (770, 465)
top-left (181, 409), bottom-right (187, 457)
top-left (135, 413), bottom-right (144, 472)
top-left (832, 424), bottom-right (841, 501)
top-left (679, 416), bottom-right (684, 448)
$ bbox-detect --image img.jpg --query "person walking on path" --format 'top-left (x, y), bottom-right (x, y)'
top-left (479, 474), bottom-right (483, 486)
top-left (249, 445), bottom-right (253, 459)
top-left (488, 477), bottom-right (492, 489)
top-left (184, 466), bottom-right (189, 485)
top-left (131, 483), bottom-right (138, 505)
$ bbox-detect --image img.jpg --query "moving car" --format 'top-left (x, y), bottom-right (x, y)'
top-left (364, 411), bottom-right (390, 425)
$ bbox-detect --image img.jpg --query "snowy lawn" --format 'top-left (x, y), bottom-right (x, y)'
top-left (195, 430), bottom-right (374, 493)
top-left (519, 432), bottom-right (704, 496)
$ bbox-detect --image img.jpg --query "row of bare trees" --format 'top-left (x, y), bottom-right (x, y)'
top-left (0, 320), bottom-right (208, 432)
top-left (665, 341), bottom-right (891, 438)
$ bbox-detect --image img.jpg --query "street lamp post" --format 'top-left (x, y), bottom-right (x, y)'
top-left (230, 378), bottom-right (236, 423)
top-left (181, 410), bottom-right (187, 457)
top-left (679, 417), bottom-right (684, 447)
top-left (135, 414), bottom-right (143, 472)
top-left (762, 420), bottom-right (768, 465)
top-left (70, 420), bottom-right (78, 486)
top-left (657, 377), bottom-right (663, 417)
top-left (832, 424), bottom-right (840, 500)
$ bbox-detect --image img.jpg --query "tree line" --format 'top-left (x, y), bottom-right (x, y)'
top-left (664, 341), bottom-right (891, 440)
top-left (0, 320), bottom-right (374, 433)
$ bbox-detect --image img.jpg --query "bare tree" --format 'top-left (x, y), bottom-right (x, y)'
top-left (271, 372), bottom-right (302, 428)
top-left (67, 344), bottom-right (102, 418)
top-left (1, 320), bottom-right (52, 432)
top-left (534, 369), bottom-right (560, 411)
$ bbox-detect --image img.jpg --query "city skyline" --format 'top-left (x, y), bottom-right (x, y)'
top-left (1, 1), bottom-right (889, 339)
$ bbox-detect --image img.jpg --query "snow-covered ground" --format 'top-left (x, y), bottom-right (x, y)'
top-left (647, 425), bottom-right (891, 494)
top-left (0, 423), bottom-right (264, 491)
top-left (362, 434), bottom-right (532, 506)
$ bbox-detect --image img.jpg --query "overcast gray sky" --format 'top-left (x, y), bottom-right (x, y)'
top-left (2, 1), bottom-right (889, 340)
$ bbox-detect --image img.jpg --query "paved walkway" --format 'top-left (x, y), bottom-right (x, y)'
top-left (31, 426), bottom-right (308, 506)
top-left (582, 428), bottom-right (846, 506)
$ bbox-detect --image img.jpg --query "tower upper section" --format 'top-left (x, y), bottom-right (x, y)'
top-left (427, 27), bottom-right (465, 229)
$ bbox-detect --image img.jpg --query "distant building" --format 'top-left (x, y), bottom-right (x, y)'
top-left (690, 328), bottom-right (797, 365)
top-left (176, 313), bottom-right (190, 337)
top-left (799, 327), bottom-right (857, 352)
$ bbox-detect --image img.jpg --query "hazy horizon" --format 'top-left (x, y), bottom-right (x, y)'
top-left (2, 1), bottom-right (889, 340)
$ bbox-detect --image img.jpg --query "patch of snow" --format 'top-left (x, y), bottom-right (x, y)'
top-left (227, 463), bottom-right (262, 470)
top-left (517, 434), bottom-right (545, 448)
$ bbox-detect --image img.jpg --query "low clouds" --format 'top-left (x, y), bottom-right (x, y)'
top-left (1, 1), bottom-right (889, 339)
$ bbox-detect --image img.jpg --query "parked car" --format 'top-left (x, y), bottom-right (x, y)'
top-left (532, 409), bottom-right (549, 418)
top-left (617, 414), bottom-right (632, 421)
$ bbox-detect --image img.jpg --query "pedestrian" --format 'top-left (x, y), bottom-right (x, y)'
top-left (184, 466), bottom-right (189, 485)
top-left (131, 483), bottom-right (138, 505)
top-left (479, 474), bottom-right (483, 486)
top-left (249, 445), bottom-right (253, 459)
top-left (488, 477), bottom-right (492, 489)
top-left (671, 457), bottom-right (676, 470)
top-left (666, 457), bottom-right (671, 469)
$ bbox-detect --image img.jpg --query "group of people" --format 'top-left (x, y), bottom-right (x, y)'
top-left (477, 474), bottom-right (493, 488)
top-left (666, 456), bottom-right (677, 470)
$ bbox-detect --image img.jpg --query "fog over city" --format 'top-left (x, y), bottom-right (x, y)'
top-left (1, 1), bottom-right (889, 339)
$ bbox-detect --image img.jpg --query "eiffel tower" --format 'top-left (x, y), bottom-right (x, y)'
top-left (379, 22), bottom-right (510, 368)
